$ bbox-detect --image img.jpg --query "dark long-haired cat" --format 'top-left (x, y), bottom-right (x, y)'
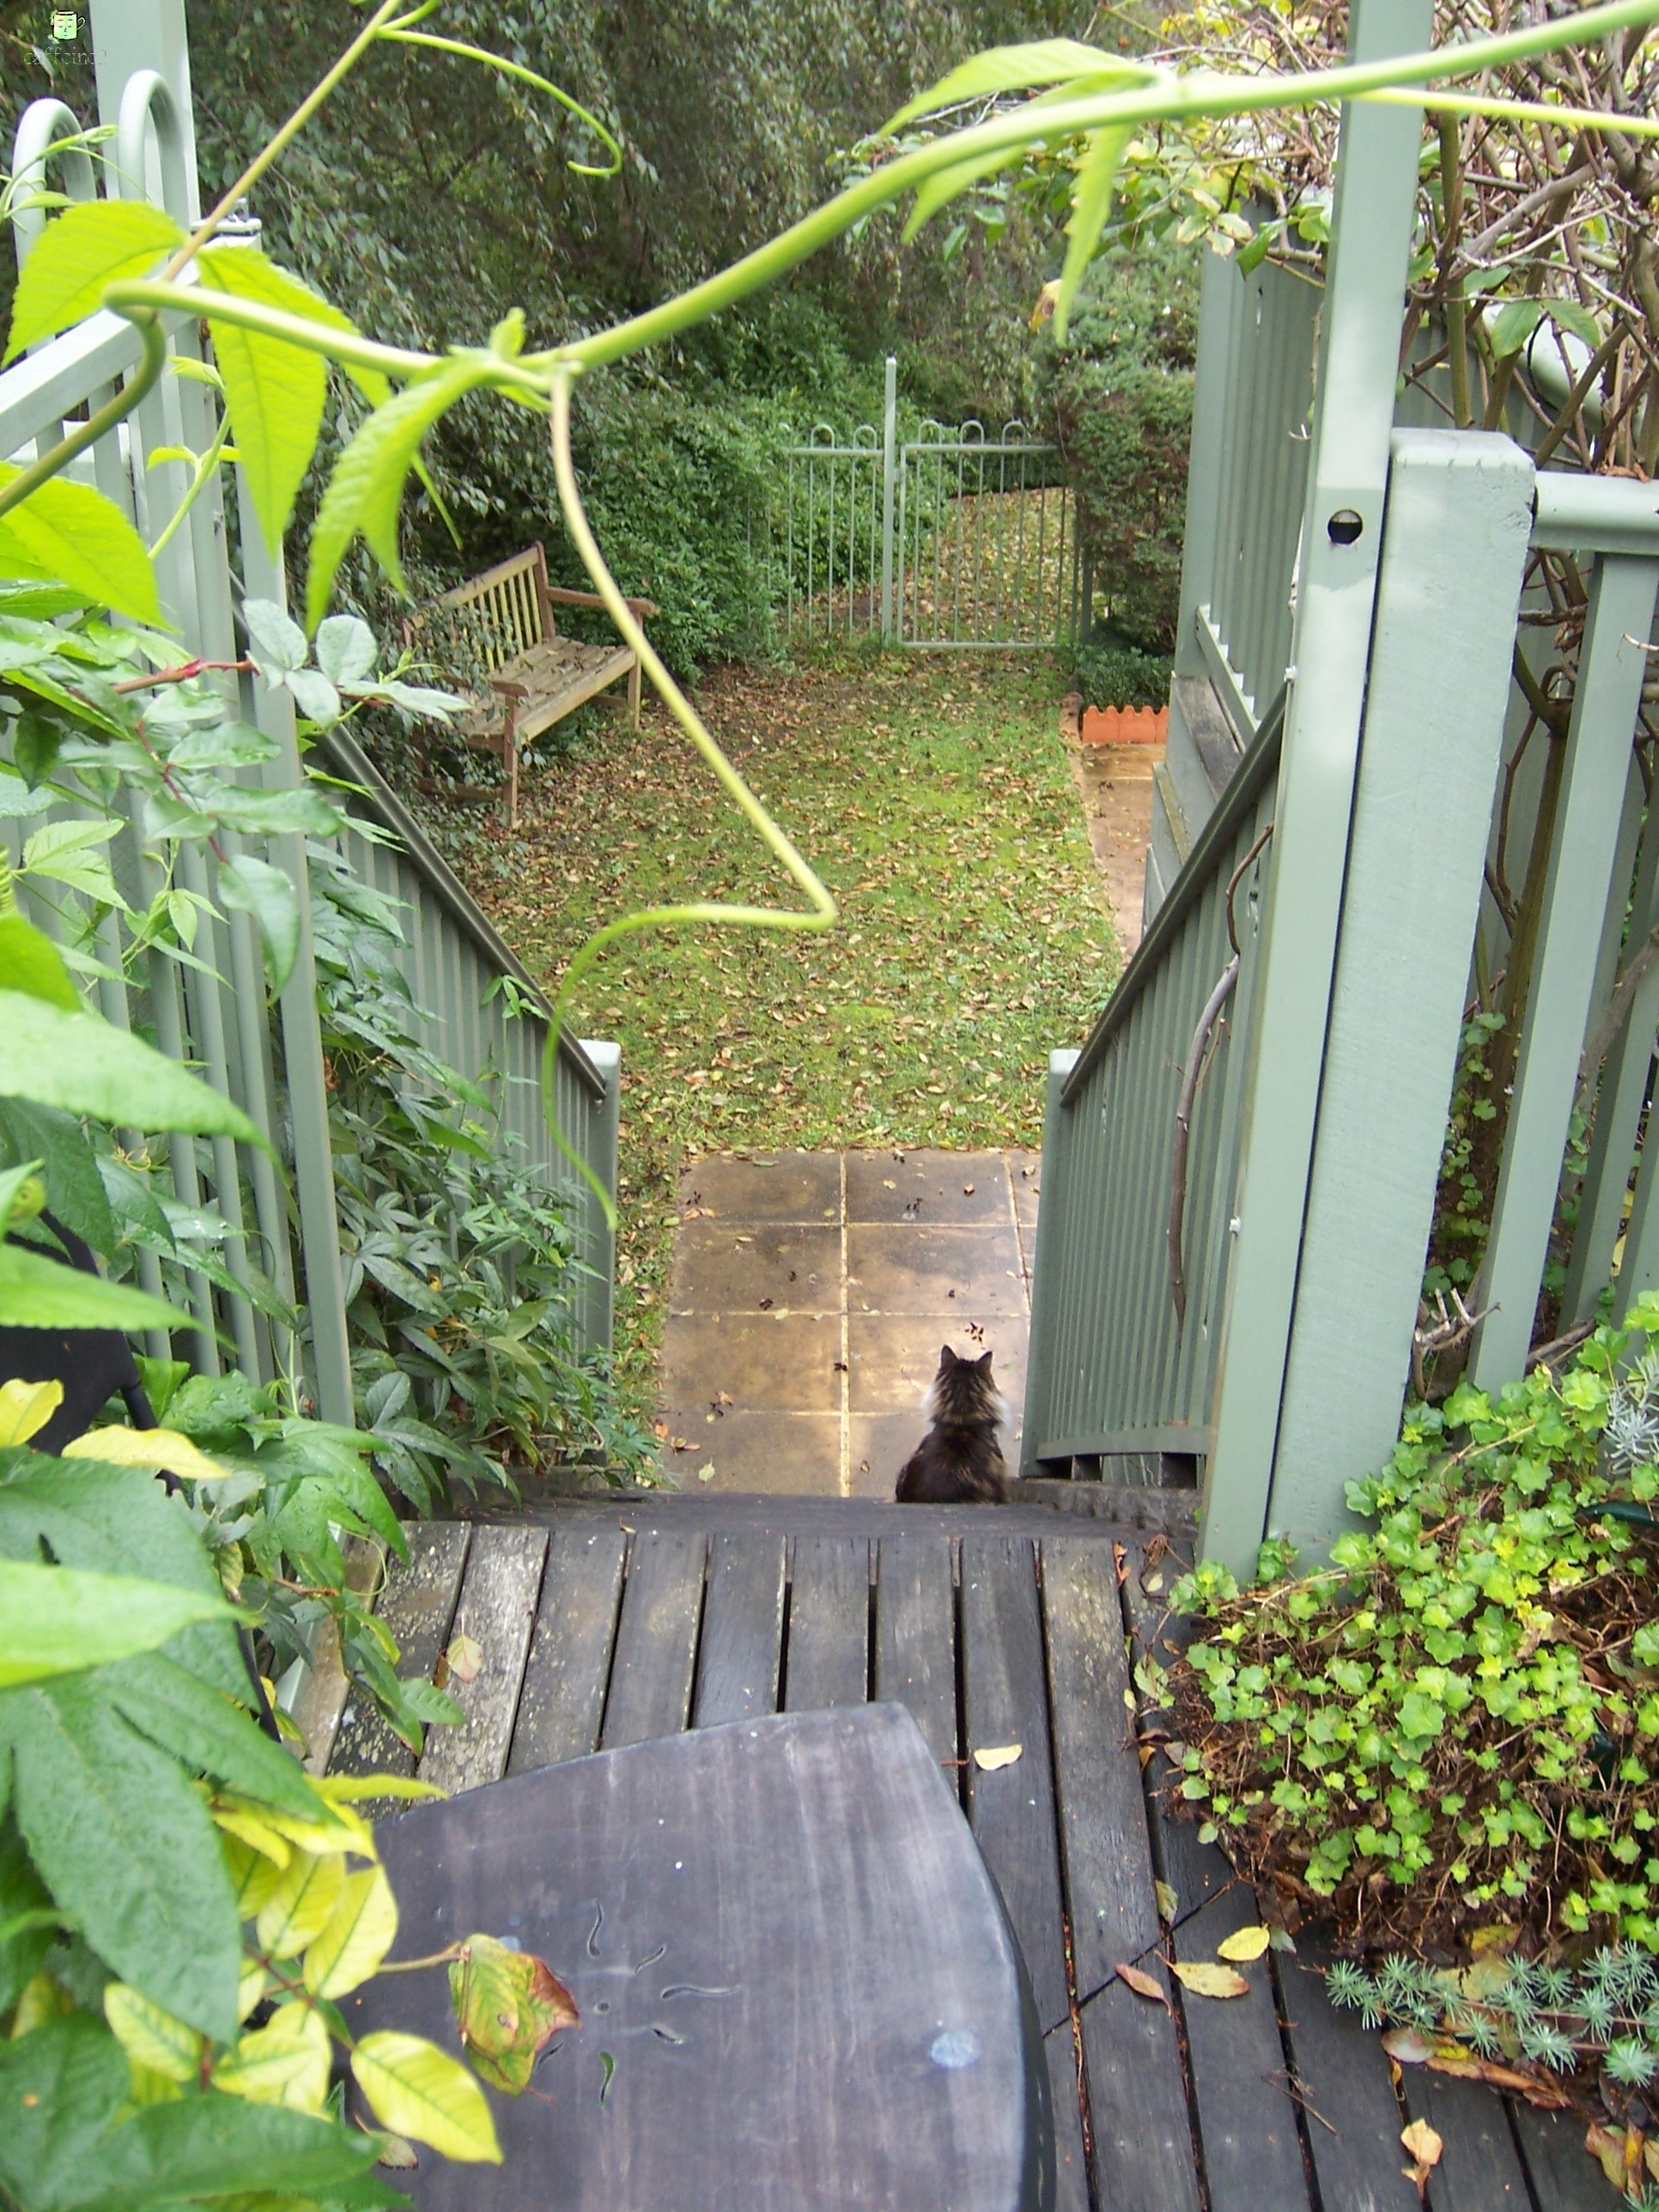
top-left (895, 1345), bottom-right (1009, 1505)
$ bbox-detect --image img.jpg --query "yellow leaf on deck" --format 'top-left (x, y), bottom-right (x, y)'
top-left (1170, 1960), bottom-right (1248, 1999)
top-left (1217, 1926), bottom-right (1270, 1962)
top-left (974, 1743), bottom-right (1023, 1771)
top-left (1401, 2117), bottom-right (1443, 2200)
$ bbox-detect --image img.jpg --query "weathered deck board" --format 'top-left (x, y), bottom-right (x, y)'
top-left (1401, 2070), bottom-right (1532, 2209)
top-left (1044, 2021), bottom-right (1092, 2212)
top-left (325, 1506), bottom-right (1613, 2212)
top-left (419, 1525), bottom-right (546, 1794)
top-left (600, 1529), bottom-right (707, 1748)
top-left (1041, 1539), bottom-right (1200, 2212)
top-left (1281, 1937), bottom-right (1423, 2212)
top-left (330, 1522), bottom-right (471, 1779)
top-left (1077, 1984), bottom-right (1202, 2212)
top-left (506, 1524), bottom-right (627, 1772)
top-left (1509, 2103), bottom-right (1626, 2209)
top-left (873, 1531), bottom-right (957, 1768)
top-left (960, 1534), bottom-right (1071, 2039)
top-left (1175, 1887), bottom-right (1310, 2212)
top-left (693, 1531), bottom-right (787, 1726)
top-left (785, 1534), bottom-right (871, 1711)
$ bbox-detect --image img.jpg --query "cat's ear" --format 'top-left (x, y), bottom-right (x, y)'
top-left (939, 1345), bottom-right (957, 1370)
top-left (975, 1350), bottom-right (994, 1372)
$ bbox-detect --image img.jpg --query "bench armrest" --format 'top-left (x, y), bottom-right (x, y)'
top-left (489, 677), bottom-right (529, 700)
top-left (544, 586), bottom-right (659, 622)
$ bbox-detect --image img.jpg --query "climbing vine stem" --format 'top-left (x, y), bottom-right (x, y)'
top-left (539, 368), bottom-right (836, 1226)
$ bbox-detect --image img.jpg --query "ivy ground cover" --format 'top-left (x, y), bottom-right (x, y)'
top-left (429, 650), bottom-right (1117, 1421)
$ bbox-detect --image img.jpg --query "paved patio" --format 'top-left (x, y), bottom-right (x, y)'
top-left (657, 1148), bottom-right (1040, 1496)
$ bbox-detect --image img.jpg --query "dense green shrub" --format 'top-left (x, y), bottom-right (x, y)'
top-left (1070, 636), bottom-right (1174, 712)
top-left (1040, 239), bottom-right (1199, 660)
top-left (1169, 1310), bottom-right (1659, 1958)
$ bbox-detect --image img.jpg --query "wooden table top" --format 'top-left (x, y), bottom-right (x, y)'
top-left (349, 1704), bottom-right (1048, 2209)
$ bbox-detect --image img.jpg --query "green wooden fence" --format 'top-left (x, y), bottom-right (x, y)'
top-left (1022, 0), bottom-right (1659, 1575)
top-left (2, 3), bottom-right (618, 1428)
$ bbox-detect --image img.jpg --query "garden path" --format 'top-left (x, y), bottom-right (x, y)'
top-left (658, 1145), bottom-right (1039, 1496)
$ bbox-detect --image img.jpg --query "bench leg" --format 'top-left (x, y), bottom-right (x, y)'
top-left (627, 656), bottom-right (641, 732)
top-left (505, 727), bottom-right (519, 831)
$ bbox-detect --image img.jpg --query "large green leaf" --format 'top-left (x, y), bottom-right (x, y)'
top-left (0, 1674), bottom-right (241, 2038)
top-left (0, 1815), bottom-right (58, 2013)
top-left (0, 467), bottom-right (162, 626)
top-left (0, 1458), bottom-right (244, 1700)
top-left (0, 1239), bottom-right (179, 1332)
top-left (197, 246), bottom-right (332, 555)
top-left (217, 852), bottom-right (301, 992)
top-left (102, 1650), bottom-right (333, 1820)
top-left (0, 1563), bottom-right (234, 1687)
top-left (0, 989), bottom-right (271, 1152)
top-left (306, 356), bottom-right (497, 629)
top-left (886, 38), bottom-right (1133, 129)
top-left (0, 1099), bottom-right (118, 1259)
top-left (1054, 124), bottom-right (1133, 342)
top-left (5, 200), bottom-right (184, 359)
top-left (0, 2016), bottom-right (386, 2211)
top-left (0, 913), bottom-right (80, 1012)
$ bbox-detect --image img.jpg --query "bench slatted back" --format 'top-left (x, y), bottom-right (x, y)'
top-left (438, 543), bottom-right (556, 671)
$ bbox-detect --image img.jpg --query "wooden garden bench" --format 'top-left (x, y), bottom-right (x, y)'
top-left (410, 543), bottom-right (655, 825)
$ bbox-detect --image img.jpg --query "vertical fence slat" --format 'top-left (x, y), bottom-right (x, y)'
top-left (1469, 552), bottom-right (1659, 1387)
top-left (1261, 432), bottom-right (1534, 1557)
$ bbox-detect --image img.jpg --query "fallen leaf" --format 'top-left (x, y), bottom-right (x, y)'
top-left (1468, 1923), bottom-right (1519, 1959)
top-left (963, 1183), bottom-right (975, 1195)
top-left (1170, 1961), bottom-right (1248, 1999)
top-left (445, 1633), bottom-right (483, 1685)
top-left (833, 1359), bottom-right (849, 1372)
top-left (1154, 1881), bottom-right (1177, 1923)
top-left (450, 1934), bottom-right (580, 2094)
top-left (1122, 1687), bottom-right (1137, 1712)
top-left (1425, 2050), bottom-right (1571, 2105)
top-left (1382, 2026), bottom-right (1432, 2064)
top-left (1401, 2117), bottom-right (1443, 2200)
top-left (1267, 1925), bottom-right (1297, 1954)
top-left (757, 1297), bottom-right (774, 1310)
top-left (698, 1464), bottom-right (715, 1484)
top-left (1115, 1962), bottom-right (1170, 2011)
top-left (1217, 1926), bottom-right (1270, 1963)
top-left (374, 2134), bottom-right (420, 2170)
top-left (974, 1743), bottom-right (1023, 1771)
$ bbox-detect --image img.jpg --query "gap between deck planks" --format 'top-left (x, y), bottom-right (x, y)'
top-left (324, 1513), bottom-right (1617, 2212)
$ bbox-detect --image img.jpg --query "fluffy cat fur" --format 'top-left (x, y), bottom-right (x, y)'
top-left (895, 1345), bottom-right (1009, 1505)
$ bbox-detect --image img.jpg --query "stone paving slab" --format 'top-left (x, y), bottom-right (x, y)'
top-left (659, 1148), bottom-right (1039, 1497)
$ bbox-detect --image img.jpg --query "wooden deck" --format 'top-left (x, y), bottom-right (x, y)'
top-left (320, 1498), bottom-right (1617, 2212)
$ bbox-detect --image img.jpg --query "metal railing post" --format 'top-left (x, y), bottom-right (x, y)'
top-left (880, 356), bottom-right (897, 644)
top-left (1264, 430), bottom-right (1534, 1558)
top-left (1018, 1049), bottom-right (1079, 1477)
top-left (1199, 0), bottom-right (1432, 1576)
top-left (576, 1040), bottom-right (621, 1354)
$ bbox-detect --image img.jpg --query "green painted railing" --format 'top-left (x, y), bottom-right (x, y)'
top-left (1024, 0), bottom-right (1659, 1576)
top-left (2, 38), bottom-right (618, 1426)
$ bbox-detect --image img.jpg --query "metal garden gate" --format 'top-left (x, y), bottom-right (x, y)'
top-left (777, 358), bottom-right (1079, 647)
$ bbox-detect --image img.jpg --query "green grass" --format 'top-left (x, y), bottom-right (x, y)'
top-left (437, 648), bottom-right (1118, 1415)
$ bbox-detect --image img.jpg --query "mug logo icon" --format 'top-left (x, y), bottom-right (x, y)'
top-left (50, 10), bottom-right (77, 39)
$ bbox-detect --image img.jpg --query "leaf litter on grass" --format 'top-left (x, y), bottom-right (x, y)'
top-left (426, 649), bottom-right (1118, 1431)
